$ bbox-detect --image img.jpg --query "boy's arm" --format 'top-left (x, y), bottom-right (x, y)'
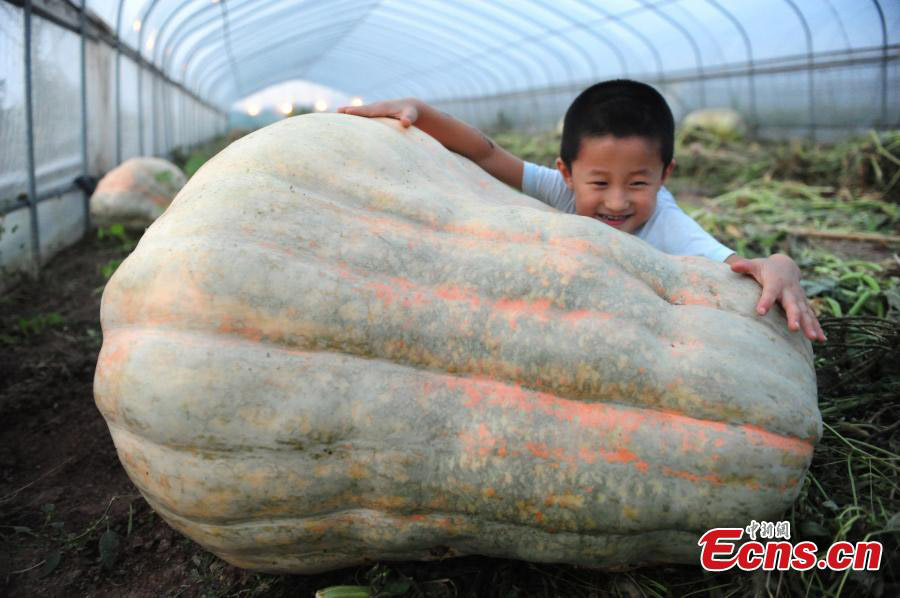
top-left (724, 253), bottom-right (826, 342)
top-left (337, 98), bottom-right (524, 190)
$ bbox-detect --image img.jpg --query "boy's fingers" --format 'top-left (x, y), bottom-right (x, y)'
top-left (756, 284), bottom-right (779, 315)
top-left (730, 259), bottom-right (765, 286)
top-left (802, 301), bottom-right (827, 342)
top-left (729, 259), bottom-right (753, 274)
top-left (784, 293), bottom-right (825, 341)
top-left (780, 292), bottom-right (802, 330)
top-left (797, 299), bottom-right (819, 338)
top-left (398, 106), bottom-right (417, 127)
top-left (339, 103), bottom-right (389, 117)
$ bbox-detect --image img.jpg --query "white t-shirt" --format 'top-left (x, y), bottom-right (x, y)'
top-left (522, 161), bottom-right (734, 262)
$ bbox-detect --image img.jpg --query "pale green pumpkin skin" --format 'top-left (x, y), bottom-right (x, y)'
top-left (90, 156), bottom-right (187, 227)
top-left (94, 114), bottom-right (820, 574)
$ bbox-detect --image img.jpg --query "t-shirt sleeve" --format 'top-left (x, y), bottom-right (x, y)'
top-left (521, 161), bottom-right (575, 213)
top-left (645, 188), bottom-right (735, 262)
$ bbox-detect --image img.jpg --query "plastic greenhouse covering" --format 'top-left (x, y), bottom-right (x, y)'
top-left (0, 0), bottom-right (898, 284)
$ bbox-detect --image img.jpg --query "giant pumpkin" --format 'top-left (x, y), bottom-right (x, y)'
top-left (90, 156), bottom-right (186, 227)
top-left (94, 114), bottom-right (821, 574)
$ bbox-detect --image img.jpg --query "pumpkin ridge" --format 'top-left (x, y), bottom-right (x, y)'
top-left (99, 269), bottom-right (818, 440)
top-left (127, 498), bottom-right (747, 575)
top-left (110, 424), bottom-right (811, 516)
top-left (99, 334), bottom-right (815, 510)
top-left (133, 459), bottom-right (796, 546)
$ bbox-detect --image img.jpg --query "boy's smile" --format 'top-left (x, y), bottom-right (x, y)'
top-left (556, 135), bottom-right (674, 234)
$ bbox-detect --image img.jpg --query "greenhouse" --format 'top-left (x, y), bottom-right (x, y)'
top-left (1, 0), bottom-right (898, 596)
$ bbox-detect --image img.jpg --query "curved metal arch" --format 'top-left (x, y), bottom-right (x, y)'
top-left (136, 0), bottom-right (165, 154)
top-left (666, 2), bottom-right (737, 116)
top-left (115, 0), bottom-right (127, 163)
top-left (359, 0), bottom-right (694, 123)
top-left (571, 0), bottom-right (699, 117)
top-left (358, 1), bottom-right (566, 100)
top-left (821, 0), bottom-right (852, 51)
top-left (194, 12), bottom-right (496, 104)
top-left (205, 2), bottom-right (542, 126)
top-left (488, 0), bottom-right (578, 86)
top-left (292, 2), bottom-right (520, 104)
top-left (636, 0), bottom-right (706, 106)
top-left (183, 1), bottom-right (423, 99)
top-left (473, 0), bottom-right (628, 129)
top-left (195, 9), bottom-right (520, 106)
top-left (572, 0), bottom-right (664, 81)
top-left (664, 1), bottom-right (730, 69)
top-left (354, 1), bottom-right (538, 97)
top-left (704, 0), bottom-right (757, 126)
top-left (338, 1), bottom-right (551, 123)
top-left (341, 5), bottom-right (512, 105)
top-left (152, 0), bottom-right (217, 70)
top-left (162, 0), bottom-right (307, 82)
top-left (135, 0), bottom-right (239, 155)
top-left (201, 20), bottom-right (503, 109)
top-left (196, 17), bottom-right (478, 104)
top-left (194, 3), bottom-right (534, 108)
top-left (200, 28), bottom-right (486, 108)
top-left (216, 0), bottom-right (241, 92)
top-left (521, 0), bottom-right (622, 82)
top-left (872, 0), bottom-right (888, 127)
top-left (177, 0), bottom-right (334, 92)
top-left (389, 0), bottom-right (558, 94)
top-left (512, 0), bottom-right (604, 81)
top-left (782, 0), bottom-right (814, 139)
top-left (185, 5), bottom-right (375, 94)
top-left (221, 45), bottom-right (437, 110)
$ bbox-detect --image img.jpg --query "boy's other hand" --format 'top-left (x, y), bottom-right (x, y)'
top-left (727, 253), bottom-right (827, 343)
top-left (337, 99), bottom-right (420, 128)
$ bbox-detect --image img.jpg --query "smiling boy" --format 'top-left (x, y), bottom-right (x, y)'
top-left (338, 79), bottom-right (825, 342)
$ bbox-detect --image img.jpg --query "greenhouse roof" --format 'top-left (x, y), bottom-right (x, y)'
top-left (80, 0), bottom-right (896, 109)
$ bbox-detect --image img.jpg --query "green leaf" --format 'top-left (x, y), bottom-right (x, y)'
top-left (315, 586), bottom-right (373, 598)
top-left (800, 278), bottom-right (836, 297)
top-left (99, 529), bottom-right (121, 570)
top-left (37, 550), bottom-right (61, 578)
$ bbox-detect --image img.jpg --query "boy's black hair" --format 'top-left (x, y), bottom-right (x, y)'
top-left (560, 79), bottom-right (674, 172)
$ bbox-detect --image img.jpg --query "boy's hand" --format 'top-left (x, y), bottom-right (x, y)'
top-left (726, 253), bottom-right (826, 342)
top-left (338, 98), bottom-right (525, 190)
top-left (337, 99), bottom-right (420, 128)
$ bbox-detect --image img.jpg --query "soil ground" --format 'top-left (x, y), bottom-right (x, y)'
top-left (0, 233), bottom-right (701, 597)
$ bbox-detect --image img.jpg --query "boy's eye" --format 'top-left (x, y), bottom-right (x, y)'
top-left (630, 181), bottom-right (648, 187)
top-left (591, 181), bottom-right (608, 187)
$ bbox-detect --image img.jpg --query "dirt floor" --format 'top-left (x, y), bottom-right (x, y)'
top-left (1, 233), bottom-right (710, 597)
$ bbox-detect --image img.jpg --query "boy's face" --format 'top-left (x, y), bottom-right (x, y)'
top-left (556, 135), bottom-right (674, 234)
